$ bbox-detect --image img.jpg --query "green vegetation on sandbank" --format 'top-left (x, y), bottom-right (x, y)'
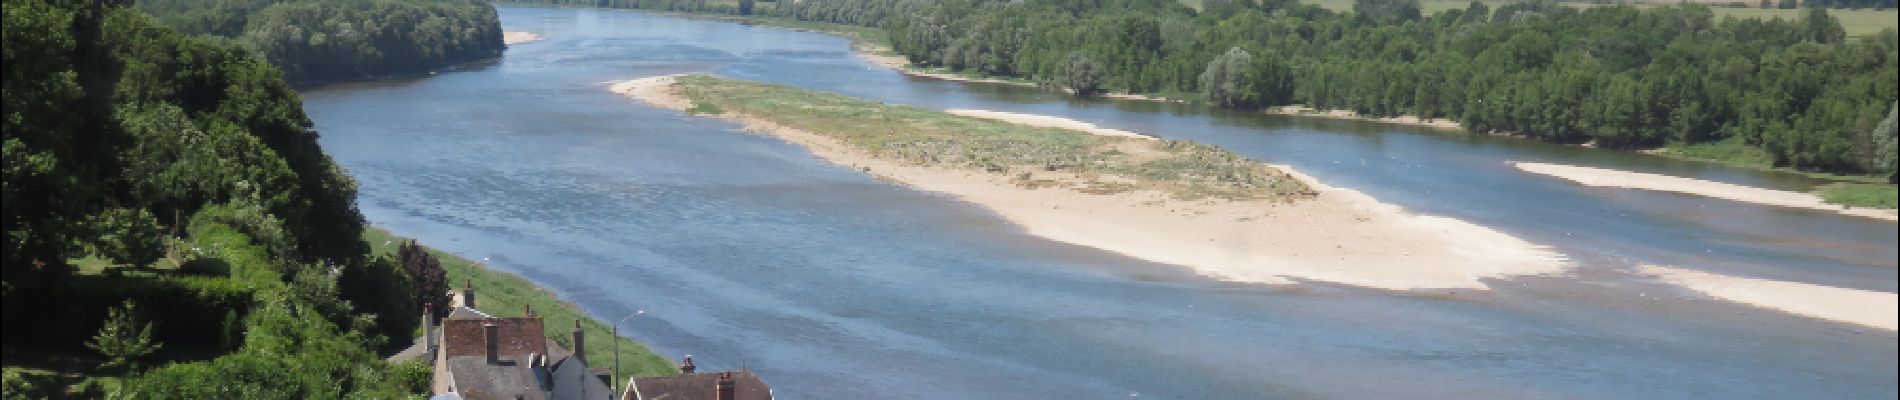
top-left (1655, 136), bottom-right (1897, 208)
top-left (669, 75), bottom-right (1314, 201)
top-left (364, 228), bottom-right (676, 382)
top-left (1817, 182), bottom-right (1900, 209)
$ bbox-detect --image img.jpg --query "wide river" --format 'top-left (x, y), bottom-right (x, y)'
top-left (303, 6), bottom-right (1897, 399)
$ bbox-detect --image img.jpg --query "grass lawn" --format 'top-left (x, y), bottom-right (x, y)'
top-left (364, 228), bottom-right (677, 383)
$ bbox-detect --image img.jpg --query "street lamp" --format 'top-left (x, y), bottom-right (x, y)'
top-left (612, 309), bottom-right (645, 394)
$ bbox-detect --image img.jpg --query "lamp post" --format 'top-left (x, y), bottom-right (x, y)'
top-left (612, 309), bottom-right (645, 394)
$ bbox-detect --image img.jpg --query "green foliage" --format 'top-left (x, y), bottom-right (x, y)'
top-left (338, 255), bottom-right (419, 353)
top-left (86, 208), bottom-right (166, 268)
top-left (137, 0), bottom-right (506, 84)
top-left (365, 228), bottom-right (678, 383)
top-left (1817, 182), bottom-right (1899, 209)
top-left (672, 75), bottom-right (1313, 201)
top-left (687, 101), bottom-right (726, 115)
top-left (1202, 47), bottom-right (1255, 108)
top-left (5, 1), bottom-right (428, 397)
top-left (397, 240), bottom-right (451, 324)
top-left (1061, 52), bottom-right (1106, 97)
top-left (86, 300), bottom-right (164, 372)
top-left (1354, 0), bottom-right (1422, 21)
top-left (738, 0), bottom-right (1896, 178)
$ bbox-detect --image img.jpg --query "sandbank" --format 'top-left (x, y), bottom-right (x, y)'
top-left (612, 75), bottom-right (1568, 291)
top-left (1641, 265), bottom-right (1898, 331)
top-left (1265, 106), bottom-right (1465, 131)
top-left (1514, 162), bottom-right (1897, 221)
top-left (503, 31), bottom-right (544, 45)
top-left (943, 109), bottom-right (1154, 141)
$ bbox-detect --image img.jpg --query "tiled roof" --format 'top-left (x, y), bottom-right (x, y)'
top-left (626, 371), bottom-right (772, 400)
top-left (442, 317), bottom-right (548, 359)
top-left (445, 356), bottom-right (546, 400)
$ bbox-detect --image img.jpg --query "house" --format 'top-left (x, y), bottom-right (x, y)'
top-left (420, 279), bottom-right (616, 400)
top-left (622, 356), bottom-right (773, 400)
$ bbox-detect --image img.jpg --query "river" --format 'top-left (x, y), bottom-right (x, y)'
top-left (300, 6), bottom-right (1897, 399)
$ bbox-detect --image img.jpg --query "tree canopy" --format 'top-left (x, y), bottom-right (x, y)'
top-left (137, 0), bottom-right (505, 84)
top-left (757, 0), bottom-right (1899, 176)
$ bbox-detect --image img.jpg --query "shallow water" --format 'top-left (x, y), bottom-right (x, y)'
top-left (302, 6), bottom-right (1897, 399)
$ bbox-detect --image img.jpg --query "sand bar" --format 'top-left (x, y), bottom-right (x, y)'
top-left (1514, 162), bottom-right (1897, 221)
top-left (943, 109), bottom-right (1154, 141)
top-left (613, 75), bottom-right (1569, 291)
top-left (1642, 265), bottom-right (1898, 331)
top-left (503, 31), bottom-right (543, 45)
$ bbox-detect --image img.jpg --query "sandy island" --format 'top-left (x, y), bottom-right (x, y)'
top-left (503, 31), bottom-right (543, 45)
top-left (613, 75), bottom-right (1569, 291)
top-left (1514, 162), bottom-right (1897, 221)
top-left (1642, 265), bottom-right (1898, 331)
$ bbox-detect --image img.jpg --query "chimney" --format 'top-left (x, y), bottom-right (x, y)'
top-left (679, 356), bottom-right (696, 374)
top-left (571, 319), bottom-right (585, 364)
top-left (523, 304), bottom-right (534, 318)
top-left (463, 278), bottom-right (477, 309)
top-left (422, 302), bottom-right (436, 360)
top-left (484, 318), bottom-right (500, 365)
top-left (715, 371), bottom-right (735, 400)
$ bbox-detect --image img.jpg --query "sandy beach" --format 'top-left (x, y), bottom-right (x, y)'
top-left (613, 75), bottom-right (1569, 291)
top-left (1265, 106), bottom-right (1465, 131)
top-left (1514, 162), bottom-right (1897, 221)
top-left (503, 31), bottom-right (543, 45)
top-left (1642, 265), bottom-right (1898, 331)
top-left (943, 109), bottom-right (1154, 141)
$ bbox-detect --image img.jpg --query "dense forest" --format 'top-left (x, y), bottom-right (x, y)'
top-left (3, 0), bottom-right (434, 395)
top-left (136, 0), bottom-right (505, 84)
top-left (759, 0), bottom-right (1899, 178)
top-left (494, 0), bottom-right (772, 17)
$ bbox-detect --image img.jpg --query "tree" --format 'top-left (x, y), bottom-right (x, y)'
top-left (1876, 102), bottom-right (1897, 182)
top-left (739, 0), bottom-right (755, 15)
top-left (1354, 0), bottom-right (1423, 21)
top-left (87, 300), bottom-right (163, 372)
top-left (1202, 47), bottom-right (1256, 108)
top-left (87, 208), bottom-right (166, 268)
top-left (397, 240), bottom-right (450, 324)
top-left (1061, 52), bottom-right (1106, 97)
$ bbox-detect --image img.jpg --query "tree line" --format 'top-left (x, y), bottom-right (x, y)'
top-left (4, 0), bottom-right (447, 395)
top-left (137, 0), bottom-right (505, 84)
top-left (756, 0), bottom-right (1898, 178)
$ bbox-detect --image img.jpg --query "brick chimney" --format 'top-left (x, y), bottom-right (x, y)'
top-left (484, 318), bottom-right (500, 365)
top-left (715, 371), bottom-right (735, 400)
top-left (463, 278), bottom-right (477, 309)
top-left (570, 319), bottom-right (585, 364)
top-left (679, 356), bottom-right (696, 374)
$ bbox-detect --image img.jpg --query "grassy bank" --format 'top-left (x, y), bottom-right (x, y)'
top-left (1657, 137), bottom-right (1897, 209)
top-left (669, 75), bottom-right (1314, 201)
top-left (1818, 183), bottom-right (1900, 209)
top-left (363, 229), bottom-right (676, 383)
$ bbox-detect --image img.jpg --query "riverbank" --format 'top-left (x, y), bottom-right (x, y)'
top-left (612, 75), bottom-right (1567, 291)
top-left (363, 228), bottom-right (676, 381)
top-left (1641, 265), bottom-right (1898, 331)
top-left (1513, 162), bottom-right (1898, 221)
top-left (503, 31), bottom-right (543, 45)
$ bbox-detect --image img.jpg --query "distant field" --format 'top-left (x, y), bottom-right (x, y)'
top-left (1182, 0), bottom-right (1897, 37)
